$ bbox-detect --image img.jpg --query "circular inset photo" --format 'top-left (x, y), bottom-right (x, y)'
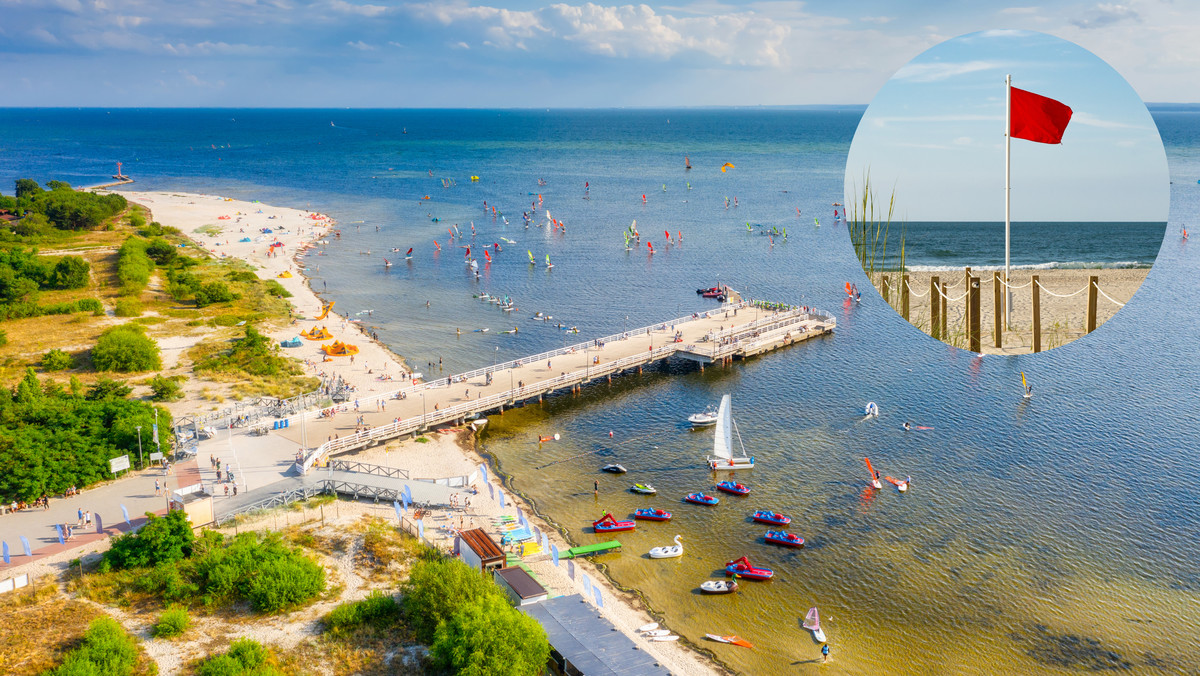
top-left (844, 30), bottom-right (1168, 354)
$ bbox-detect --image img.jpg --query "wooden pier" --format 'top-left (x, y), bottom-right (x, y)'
top-left (264, 300), bottom-right (834, 473)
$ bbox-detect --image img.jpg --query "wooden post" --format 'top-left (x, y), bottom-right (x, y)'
top-left (1031, 274), bottom-right (1041, 353)
top-left (968, 276), bottom-right (981, 352)
top-left (940, 282), bottom-right (948, 339)
top-left (929, 275), bottom-right (941, 339)
top-left (1086, 275), bottom-right (1099, 333)
top-left (993, 271), bottom-right (1003, 348)
top-left (901, 274), bottom-right (910, 321)
top-left (881, 275), bottom-right (890, 303)
top-left (963, 267), bottom-right (972, 329)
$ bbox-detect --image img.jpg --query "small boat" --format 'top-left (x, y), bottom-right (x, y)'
top-left (649, 635), bottom-right (680, 642)
top-left (751, 510), bottom-right (791, 526)
top-left (643, 629), bottom-right (671, 637)
top-left (538, 434), bottom-right (560, 443)
top-left (649, 535), bottom-right (683, 559)
top-left (630, 483), bottom-right (657, 495)
top-left (593, 512), bottom-right (636, 533)
top-left (637, 622), bottom-right (659, 633)
top-left (696, 286), bottom-right (720, 295)
top-left (725, 555), bottom-right (773, 580)
top-left (716, 481), bottom-right (750, 496)
top-left (473, 328), bottom-right (489, 333)
top-left (803, 607), bottom-right (827, 642)
top-left (634, 508), bottom-right (672, 521)
top-left (764, 530), bottom-right (805, 548)
top-left (700, 580), bottom-right (738, 595)
top-left (688, 405), bottom-right (719, 427)
top-left (707, 395), bottom-right (755, 470)
top-left (705, 634), bottom-right (754, 648)
top-left (864, 401), bottom-right (879, 417)
top-left (684, 493), bottom-right (719, 506)
top-left (601, 464), bottom-right (627, 474)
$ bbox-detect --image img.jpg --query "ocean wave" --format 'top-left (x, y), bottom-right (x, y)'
top-left (903, 261), bottom-right (1153, 272)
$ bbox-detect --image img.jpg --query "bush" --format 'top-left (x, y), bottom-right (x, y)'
top-left (104, 509), bottom-right (194, 570)
top-left (86, 376), bottom-right (132, 400)
top-left (51, 255), bottom-right (90, 289)
top-left (113, 297), bottom-right (142, 317)
top-left (324, 591), bottom-right (402, 637)
top-left (246, 549), bottom-right (327, 614)
top-left (153, 606), bottom-right (191, 638)
top-left (116, 237), bottom-right (153, 295)
top-left (263, 280), bottom-right (291, 298)
top-left (0, 329), bottom-right (7, 346)
top-left (145, 238), bottom-right (177, 266)
top-left (45, 616), bottom-right (140, 676)
top-left (403, 557), bottom-right (503, 643)
top-left (194, 281), bottom-right (235, 307)
top-left (167, 269), bottom-right (201, 300)
top-left (195, 638), bottom-right (280, 676)
top-left (430, 594), bottom-right (550, 676)
top-left (147, 375), bottom-right (183, 402)
top-left (41, 348), bottom-right (75, 371)
top-left (76, 297), bottom-right (103, 314)
top-left (92, 324), bottom-right (161, 372)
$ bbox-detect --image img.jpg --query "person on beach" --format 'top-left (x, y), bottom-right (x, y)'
top-left (822, 643), bottom-right (830, 663)
top-left (594, 480), bottom-right (599, 495)
top-left (155, 479), bottom-right (161, 496)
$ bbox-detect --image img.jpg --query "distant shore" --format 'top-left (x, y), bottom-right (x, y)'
top-left (873, 267), bottom-right (1148, 354)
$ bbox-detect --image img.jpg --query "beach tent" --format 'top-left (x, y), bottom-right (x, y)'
top-left (301, 326), bottom-right (333, 340)
top-left (321, 341), bottom-right (360, 356)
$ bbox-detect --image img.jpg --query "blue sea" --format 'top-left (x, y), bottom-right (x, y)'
top-left (2, 107), bottom-right (1198, 674)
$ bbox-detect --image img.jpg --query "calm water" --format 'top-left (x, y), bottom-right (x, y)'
top-left (900, 221), bottom-right (1165, 270)
top-left (2, 108), bottom-right (1198, 674)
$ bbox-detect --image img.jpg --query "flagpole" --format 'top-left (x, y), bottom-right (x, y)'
top-left (1005, 74), bottom-right (1012, 328)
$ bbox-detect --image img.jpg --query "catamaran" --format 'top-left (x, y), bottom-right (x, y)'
top-left (707, 394), bottom-right (754, 470)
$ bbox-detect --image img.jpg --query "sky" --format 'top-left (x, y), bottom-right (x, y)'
top-left (843, 30), bottom-right (1169, 222)
top-left (1, 0), bottom-right (1200, 107)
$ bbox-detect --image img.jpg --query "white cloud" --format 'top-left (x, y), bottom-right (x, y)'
top-left (450, 41), bottom-right (470, 49)
top-left (891, 60), bottom-right (1000, 82)
top-left (347, 40), bottom-right (375, 50)
top-left (998, 7), bottom-right (1039, 15)
top-left (1071, 111), bottom-right (1150, 130)
top-left (1070, 3), bottom-right (1140, 30)
top-left (328, 0), bottom-right (389, 17)
top-left (860, 16), bottom-right (894, 25)
top-left (29, 27), bottom-right (59, 44)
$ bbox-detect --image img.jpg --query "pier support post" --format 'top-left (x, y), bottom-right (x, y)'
top-left (1031, 275), bottom-right (1041, 353)
top-left (968, 276), bottom-right (981, 353)
top-left (993, 271), bottom-right (1003, 349)
top-left (607, 375), bottom-right (612, 383)
top-left (1086, 275), bottom-right (1098, 334)
top-left (637, 366), bottom-right (643, 374)
top-left (901, 274), bottom-right (910, 321)
top-left (699, 363), bottom-right (704, 372)
top-left (930, 275), bottom-right (941, 340)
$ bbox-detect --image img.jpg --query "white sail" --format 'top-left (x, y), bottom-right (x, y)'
top-left (803, 607), bottom-right (820, 631)
top-left (713, 395), bottom-right (733, 460)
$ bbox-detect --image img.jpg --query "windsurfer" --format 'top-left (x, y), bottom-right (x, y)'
top-left (903, 422), bottom-right (912, 431)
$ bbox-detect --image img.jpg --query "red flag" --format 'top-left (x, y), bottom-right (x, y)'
top-left (1010, 87), bottom-right (1072, 144)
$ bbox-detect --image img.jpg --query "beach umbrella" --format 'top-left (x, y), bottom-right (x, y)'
top-left (593, 587), bottom-right (604, 608)
top-left (121, 504), bottom-right (131, 526)
top-left (19, 536), bottom-right (30, 556)
top-left (551, 544), bottom-right (559, 566)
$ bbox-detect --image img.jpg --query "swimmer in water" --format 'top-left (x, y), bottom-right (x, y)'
top-left (903, 422), bottom-right (912, 431)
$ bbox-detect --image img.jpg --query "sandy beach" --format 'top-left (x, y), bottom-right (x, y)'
top-left (874, 267), bottom-right (1149, 354)
top-left (110, 190), bottom-right (720, 675)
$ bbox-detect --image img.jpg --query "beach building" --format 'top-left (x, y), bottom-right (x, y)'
top-left (492, 566), bottom-right (549, 607)
top-left (169, 484), bottom-right (214, 527)
top-left (458, 527), bottom-right (504, 573)
top-left (521, 595), bottom-right (670, 675)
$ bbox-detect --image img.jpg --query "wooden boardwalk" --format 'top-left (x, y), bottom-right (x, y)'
top-left (262, 301), bottom-right (833, 472)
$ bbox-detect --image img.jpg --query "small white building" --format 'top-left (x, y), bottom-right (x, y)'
top-left (458, 528), bottom-right (505, 573)
top-left (493, 566), bottom-right (548, 607)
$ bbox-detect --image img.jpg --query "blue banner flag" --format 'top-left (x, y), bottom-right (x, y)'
top-left (488, 483), bottom-right (495, 500)
top-left (2, 541), bottom-right (9, 565)
top-left (551, 543), bottom-right (559, 566)
top-left (418, 520), bottom-right (424, 540)
top-left (567, 560), bottom-right (575, 580)
top-left (542, 532), bottom-right (548, 552)
top-left (582, 573), bottom-right (592, 596)
top-left (55, 524), bottom-right (65, 545)
top-left (95, 514), bottom-right (103, 535)
top-left (594, 587), bottom-right (604, 607)
top-left (120, 504), bottom-right (131, 526)
top-left (498, 491), bottom-right (506, 508)
top-left (19, 536), bottom-right (30, 556)
top-left (480, 463), bottom-right (488, 483)
top-left (393, 500), bottom-right (402, 521)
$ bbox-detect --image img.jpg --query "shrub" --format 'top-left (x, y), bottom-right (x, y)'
top-left (41, 348), bottom-right (75, 371)
top-left (153, 606), bottom-right (191, 638)
top-left (430, 594), bottom-right (550, 676)
top-left (45, 616), bottom-right (139, 676)
top-left (245, 549), bottom-right (326, 613)
top-left (13, 212), bottom-right (51, 238)
top-left (147, 375), bottom-right (183, 402)
top-left (116, 237), bottom-right (153, 295)
top-left (113, 297), bottom-right (142, 317)
top-left (144, 238), bottom-right (177, 266)
top-left (324, 591), bottom-right (402, 637)
top-left (76, 297), bottom-right (103, 314)
top-left (86, 376), bottom-right (132, 400)
top-left (263, 280), bottom-right (291, 298)
top-left (0, 329), bottom-right (7, 346)
top-left (92, 324), bottom-right (161, 372)
top-left (195, 638), bottom-right (280, 676)
top-left (104, 509), bottom-right (195, 570)
top-left (51, 255), bottom-right (90, 289)
top-left (403, 557), bottom-right (503, 643)
top-left (194, 281), bottom-right (235, 307)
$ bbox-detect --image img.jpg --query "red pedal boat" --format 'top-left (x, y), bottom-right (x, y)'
top-left (684, 492), bottom-right (720, 506)
top-left (725, 555), bottom-right (773, 580)
top-left (634, 508), bottom-right (672, 522)
top-left (716, 481), bottom-right (750, 496)
top-left (763, 530), bottom-right (805, 548)
top-left (593, 512), bottom-right (636, 533)
top-left (751, 510), bottom-right (791, 526)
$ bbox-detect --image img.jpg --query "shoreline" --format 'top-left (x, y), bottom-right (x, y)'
top-left (113, 190), bottom-right (722, 676)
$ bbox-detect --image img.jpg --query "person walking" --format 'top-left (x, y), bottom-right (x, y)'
top-left (155, 479), bottom-right (161, 496)
top-left (821, 643), bottom-right (830, 663)
top-left (224, 484), bottom-right (230, 497)
top-left (84, 510), bottom-right (92, 527)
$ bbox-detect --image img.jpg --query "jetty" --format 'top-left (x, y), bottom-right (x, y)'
top-left (250, 300), bottom-right (833, 473)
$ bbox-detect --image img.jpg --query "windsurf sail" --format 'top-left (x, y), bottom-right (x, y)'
top-left (665, 230), bottom-right (670, 242)
top-left (434, 240), bottom-right (441, 251)
top-left (545, 254), bottom-right (552, 267)
top-left (814, 217), bottom-right (820, 226)
top-left (721, 162), bottom-right (735, 173)
top-left (864, 457), bottom-right (881, 482)
top-left (405, 247), bottom-right (413, 256)
top-left (527, 250), bottom-right (535, 264)
top-left (647, 242), bottom-right (654, 254)
top-left (484, 250), bottom-right (492, 263)
top-left (845, 282), bottom-right (853, 297)
top-left (803, 607), bottom-right (820, 631)
top-left (1021, 372), bottom-right (1028, 391)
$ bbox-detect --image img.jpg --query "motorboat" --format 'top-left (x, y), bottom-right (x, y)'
top-left (707, 395), bottom-right (755, 470)
top-left (699, 580), bottom-right (738, 595)
top-left (688, 405), bottom-right (719, 427)
top-left (751, 510), bottom-right (791, 526)
top-left (601, 464), bottom-right (627, 474)
top-left (593, 512), bottom-right (636, 533)
top-left (725, 555), bottom-right (773, 580)
top-left (649, 535), bottom-right (683, 559)
top-left (630, 483), bottom-right (657, 495)
top-left (764, 530), bottom-right (805, 548)
top-left (716, 481), bottom-right (750, 496)
top-left (684, 493), bottom-right (719, 506)
top-left (634, 508), bottom-right (672, 521)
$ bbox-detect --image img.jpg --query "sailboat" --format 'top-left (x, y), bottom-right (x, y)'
top-left (527, 250), bottom-right (535, 265)
top-left (1021, 372), bottom-right (1032, 399)
top-left (545, 254), bottom-right (553, 269)
top-left (404, 247), bottom-right (413, 260)
top-left (803, 607), bottom-right (827, 642)
top-left (707, 394), bottom-right (754, 470)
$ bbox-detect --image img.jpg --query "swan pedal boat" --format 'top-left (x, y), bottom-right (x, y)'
top-left (684, 493), bottom-right (720, 506)
top-left (593, 512), bottom-right (636, 533)
top-left (649, 535), bottom-right (683, 559)
top-left (700, 580), bottom-right (738, 594)
top-left (751, 510), bottom-right (791, 526)
top-left (725, 555), bottom-right (773, 580)
top-left (716, 481), bottom-right (751, 496)
top-left (634, 508), bottom-right (672, 521)
top-left (763, 530), bottom-right (805, 548)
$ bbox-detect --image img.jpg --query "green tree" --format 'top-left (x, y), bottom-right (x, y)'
top-left (86, 377), bottom-right (132, 400)
top-left (51, 256), bottom-right (90, 289)
top-left (0, 265), bottom-right (40, 303)
top-left (403, 557), bottom-right (503, 643)
top-left (430, 594), bottom-right (550, 676)
top-left (147, 375), bottom-right (183, 402)
top-left (92, 325), bottom-right (161, 372)
top-left (45, 616), bottom-right (140, 676)
top-left (41, 348), bottom-right (75, 371)
top-left (14, 178), bottom-right (42, 199)
top-left (104, 509), bottom-right (195, 570)
top-left (12, 212), bottom-right (50, 238)
top-left (144, 238), bottom-right (177, 266)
